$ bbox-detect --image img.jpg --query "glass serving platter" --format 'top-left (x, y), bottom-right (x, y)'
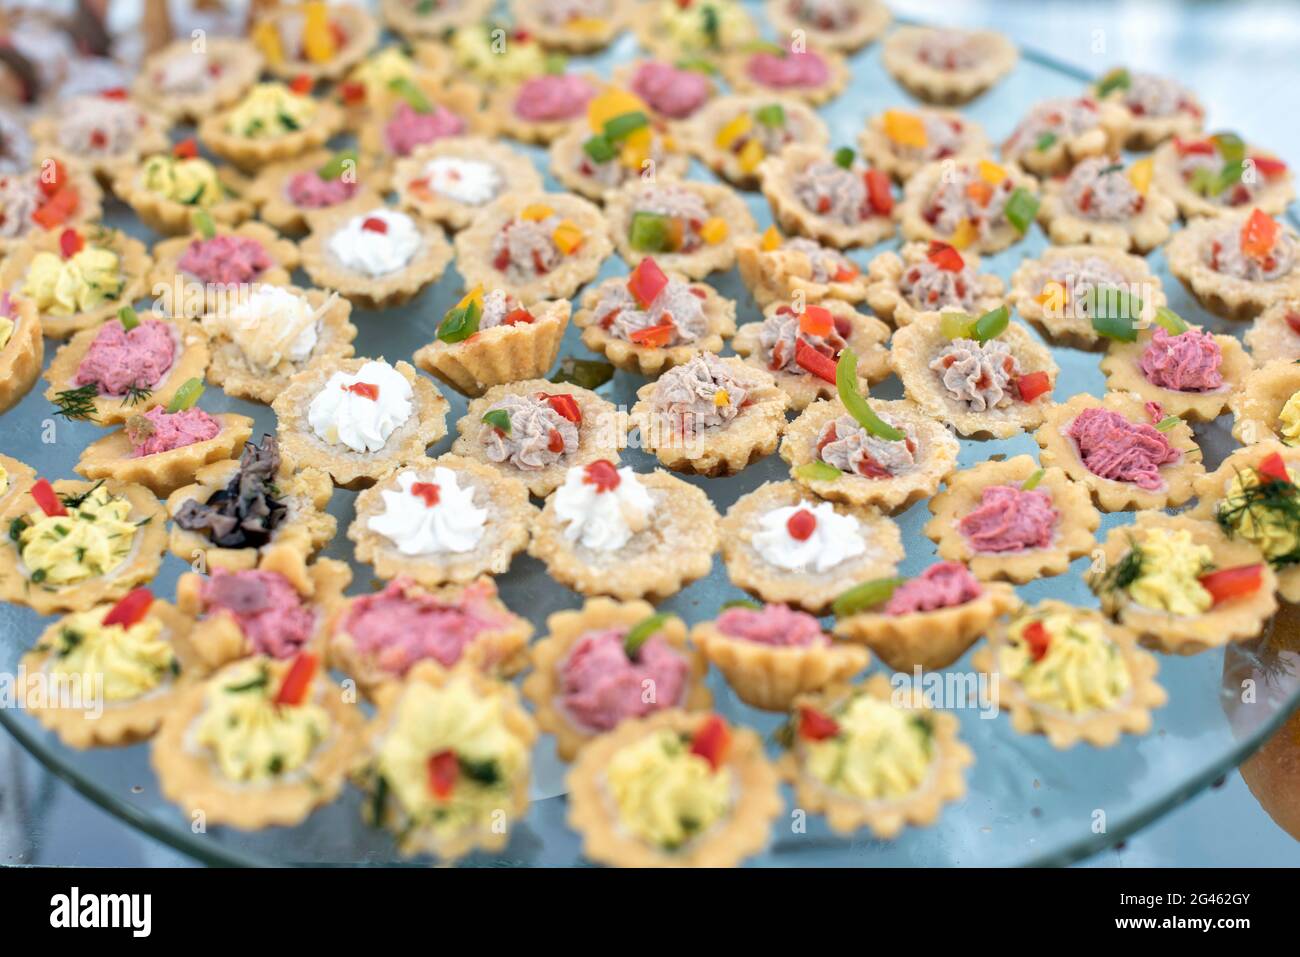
top-left (2, 7), bottom-right (1298, 867)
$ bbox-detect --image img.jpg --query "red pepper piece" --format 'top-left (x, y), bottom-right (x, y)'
top-left (30, 479), bottom-right (66, 517)
top-left (1023, 621), bottom-right (1050, 662)
top-left (1240, 208), bottom-right (1279, 261)
top-left (329, 21), bottom-right (349, 47)
top-left (339, 81), bottom-right (366, 105)
top-left (172, 138), bottom-right (198, 159)
top-left (1015, 371), bottom-right (1052, 402)
top-left (865, 168), bottom-right (893, 215)
top-left (689, 715), bottom-right (731, 770)
top-left (59, 228), bottom-right (83, 259)
top-left (1257, 451), bottom-right (1291, 484)
top-left (832, 264), bottom-right (859, 282)
top-left (582, 459), bottom-right (621, 492)
top-left (343, 381), bottom-right (379, 400)
top-left (1286, 311), bottom-right (1300, 337)
top-left (502, 308), bottom-right (535, 325)
top-left (785, 508), bottom-right (817, 542)
top-left (102, 588), bottom-right (154, 628)
top-left (538, 391), bottom-right (582, 424)
top-left (361, 216), bottom-right (388, 234)
top-left (1253, 155), bottom-right (1288, 178)
top-left (32, 187), bottom-right (79, 229)
top-left (411, 482), bottom-right (441, 507)
top-left (99, 87), bottom-right (128, 100)
top-left (273, 652), bottom-right (319, 707)
top-left (1173, 137), bottom-right (1214, 156)
top-left (626, 257), bottom-right (669, 309)
top-left (39, 160), bottom-right (66, 198)
top-left (1198, 564), bottom-right (1264, 606)
top-left (794, 338), bottom-right (837, 383)
top-left (926, 240), bottom-right (964, 272)
top-left (548, 428), bottom-right (565, 453)
top-left (798, 304), bottom-right (834, 337)
top-left (629, 320), bottom-right (676, 347)
top-left (427, 750), bottom-right (458, 799)
top-left (289, 74), bottom-right (313, 95)
top-left (797, 706), bottom-right (840, 741)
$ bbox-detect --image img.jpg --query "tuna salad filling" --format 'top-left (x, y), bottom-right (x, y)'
top-left (759, 303), bottom-right (849, 374)
top-left (901, 259), bottom-right (980, 311)
top-left (1004, 97), bottom-right (1101, 157)
top-left (1140, 327), bottom-right (1224, 392)
top-left (817, 412), bottom-right (917, 478)
top-left (650, 353), bottom-right (751, 437)
top-left (480, 392), bottom-right (579, 470)
top-left (922, 165), bottom-right (1015, 239)
top-left (73, 318), bottom-right (176, 398)
top-left (595, 277), bottom-right (709, 346)
top-left (1066, 407), bottom-right (1179, 489)
top-left (1063, 156), bottom-right (1145, 220)
top-left (126, 406), bottom-right (221, 457)
top-left (784, 238), bottom-right (855, 283)
top-left (916, 30), bottom-right (981, 70)
top-left (178, 234), bottom-right (272, 285)
top-left (55, 95), bottom-right (147, 157)
top-left (958, 484), bottom-right (1058, 553)
top-left (174, 435), bottom-right (289, 549)
top-left (625, 183), bottom-right (713, 252)
top-left (793, 160), bottom-right (870, 225)
top-left (491, 214), bottom-right (564, 282)
top-left (560, 626), bottom-right (689, 732)
top-left (885, 562), bottom-right (982, 615)
top-left (716, 602), bottom-right (826, 647)
top-left (929, 337), bottom-right (1021, 412)
top-left (1205, 224), bottom-right (1296, 281)
top-left (201, 568), bottom-right (314, 659)
top-left (1034, 256), bottom-right (1129, 317)
top-left (787, 0), bottom-right (859, 30)
top-left (1122, 72), bottom-right (1200, 118)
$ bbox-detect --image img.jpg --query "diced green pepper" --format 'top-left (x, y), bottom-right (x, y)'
top-left (832, 577), bottom-right (904, 617)
top-left (1212, 132), bottom-right (1246, 163)
top-left (481, 408), bottom-right (511, 434)
top-left (836, 349), bottom-right (904, 441)
top-left (755, 103), bottom-right (786, 127)
top-left (1022, 468), bottom-right (1046, 491)
top-left (940, 312), bottom-right (977, 340)
top-left (582, 135), bottom-right (616, 163)
top-left (603, 111), bottom-right (649, 142)
top-left (1035, 132), bottom-right (1057, 152)
top-left (318, 149), bottom-right (357, 181)
top-left (1155, 415), bottom-right (1181, 432)
top-left (628, 211), bottom-right (672, 252)
top-left (1153, 306), bottom-right (1189, 335)
top-left (833, 146), bottom-right (855, 169)
top-left (388, 76), bottom-right (431, 113)
top-left (722, 598), bottom-right (763, 611)
top-left (1095, 67), bottom-right (1131, 98)
top-left (624, 612), bottom-right (673, 659)
top-left (544, 53), bottom-right (568, 75)
top-left (191, 209), bottom-right (216, 239)
top-left (437, 300), bottom-right (481, 343)
top-left (795, 461), bottom-right (842, 482)
top-left (972, 305), bottom-right (1010, 342)
top-left (551, 356), bottom-right (615, 390)
top-left (166, 378), bottom-right (205, 413)
top-left (118, 306), bottom-right (139, 331)
top-left (1086, 284), bottom-right (1142, 342)
top-left (1004, 187), bottom-right (1039, 234)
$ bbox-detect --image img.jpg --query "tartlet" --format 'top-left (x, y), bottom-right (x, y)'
top-left (255, 2), bottom-right (380, 83)
top-left (925, 455), bottom-right (1101, 584)
top-left (682, 95), bottom-right (829, 190)
top-left (880, 25), bottom-right (1017, 105)
top-left (113, 152), bottom-right (252, 236)
top-left (348, 454), bottom-right (536, 586)
top-left (548, 94), bottom-right (690, 203)
top-left (1000, 96), bottom-right (1131, 177)
top-left (758, 144), bottom-right (895, 249)
top-left (777, 674), bottom-right (972, 838)
top-left (719, 43), bottom-right (850, 107)
top-left (272, 357), bottom-right (449, 490)
top-left (865, 240), bottom-right (1005, 328)
top-left (1035, 391), bottom-right (1203, 511)
top-left (629, 353), bottom-right (789, 476)
top-left (1243, 299), bottom-right (1300, 365)
top-left (566, 710), bottom-right (782, 867)
top-left (0, 294), bottom-right (43, 413)
top-left (247, 148), bottom-right (388, 236)
top-left (522, 598), bottom-right (712, 761)
top-left (355, 75), bottom-right (490, 163)
top-left (149, 220), bottom-right (300, 319)
top-left (0, 454), bottom-right (35, 512)
top-left (527, 461), bottom-right (721, 601)
top-left (30, 93), bottom-right (171, 184)
top-left (393, 137), bottom-right (543, 231)
top-left (509, 0), bottom-right (630, 52)
top-left (198, 82), bottom-right (345, 173)
top-left (1100, 321), bottom-right (1251, 421)
top-left (380, 0), bottom-right (494, 39)
top-left (449, 380), bottom-right (622, 497)
top-left (490, 71), bottom-right (603, 145)
top-left (720, 479), bottom-right (904, 615)
top-left (1151, 134), bottom-right (1294, 219)
top-left (896, 157), bottom-right (1038, 255)
top-left (735, 229), bottom-right (870, 308)
top-left (1094, 68), bottom-right (1205, 150)
top-left (973, 601), bottom-right (1167, 749)
top-left (1037, 155), bottom-right (1178, 253)
top-left (0, 159), bottom-right (103, 255)
top-left (132, 38), bottom-right (265, 123)
top-left (631, 0), bottom-right (759, 60)
top-left (1165, 208), bottom-right (1300, 321)
top-left (766, 0), bottom-right (891, 53)
top-left (858, 106), bottom-right (990, 183)
top-left (1230, 358), bottom-right (1300, 445)
top-left (603, 178), bottom-right (757, 277)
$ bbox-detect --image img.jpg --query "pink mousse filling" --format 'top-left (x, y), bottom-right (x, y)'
top-left (201, 569), bottom-right (314, 659)
top-left (383, 101), bottom-right (466, 157)
top-left (178, 234), bottom-right (272, 285)
top-left (1139, 327), bottom-right (1224, 392)
top-left (629, 62), bottom-right (711, 118)
top-left (513, 73), bottom-right (596, 122)
top-left (73, 318), bottom-right (175, 397)
top-left (340, 578), bottom-right (513, 676)
top-left (129, 406), bottom-right (221, 457)
top-left (561, 627), bottom-right (688, 732)
top-left (958, 484), bottom-right (1058, 553)
top-left (286, 169), bottom-right (358, 208)
top-left (885, 562), bottom-right (982, 616)
top-left (716, 603), bottom-right (825, 647)
top-left (747, 49), bottom-right (830, 89)
top-left (1066, 406), bottom-right (1179, 490)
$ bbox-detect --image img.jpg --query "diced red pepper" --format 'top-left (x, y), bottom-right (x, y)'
top-left (831, 264), bottom-right (859, 282)
top-left (1015, 371), bottom-right (1052, 402)
top-left (689, 715), bottom-right (731, 771)
top-left (339, 81), bottom-right (366, 105)
top-left (361, 216), bottom-right (388, 234)
top-left (172, 137), bottom-right (198, 159)
top-left (502, 308), bottom-right (535, 326)
top-left (797, 706), bottom-right (840, 741)
top-left (39, 160), bottom-right (66, 198)
top-left (865, 168), bottom-right (893, 215)
top-left (1198, 564), bottom-right (1264, 606)
top-left (343, 381), bottom-right (379, 400)
top-left (273, 652), bottom-right (319, 707)
top-left (1240, 208), bottom-right (1279, 260)
top-left (794, 338), bottom-right (837, 383)
top-left (1173, 137), bottom-right (1214, 156)
top-left (1257, 451), bottom-right (1291, 484)
top-left (582, 459), bottom-right (620, 492)
top-left (32, 187), bottom-right (79, 229)
top-left (102, 588), bottom-right (154, 628)
top-left (965, 179), bottom-right (994, 208)
top-left (1253, 155), bottom-right (1288, 178)
top-left (1286, 311), bottom-right (1300, 337)
top-left (59, 228), bottom-right (83, 259)
top-left (785, 508), bottom-right (817, 542)
top-left (427, 750), bottom-right (459, 799)
top-left (548, 429), bottom-right (565, 453)
top-left (798, 304), bottom-right (834, 337)
top-left (1023, 621), bottom-right (1050, 662)
top-left (626, 257), bottom-right (668, 309)
top-left (411, 482), bottom-right (441, 507)
top-left (329, 21), bottom-right (349, 47)
top-left (30, 479), bottom-right (66, 517)
top-left (629, 320), bottom-right (676, 347)
top-left (99, 87), bottom-right (128, 100)
top-left (926, 240), bottom-right (964, 272)
top-left (539, 391), bottom-right (582, 424)
top-left (289, 74), bottom-right (313, 95)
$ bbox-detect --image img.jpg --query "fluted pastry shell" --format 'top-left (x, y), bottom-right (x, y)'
top-left (0, 158), bottom-right (102, 257)
top-left (1165, 210), bottom-right (1300, 321)
top-left (604, 177), bottom-right (756, 276)
top-left (414, 299), bottom-right (570, 396)
top-left (1243, 299), bottom-right (1300, 365)
top-left (735, 233), bottom-right (869, 310)
top-left (865, 241), bottom-right (1004, 328)
top-left (0, 296), bottom-right (43, 413)
top-left (1002, 101), bottom-right (1131, 178)
top-left (1038, 168), bottom-right (1178, 253)
top-left (76, 412), bottom-right (255, 498)
top-left (881, 26), bottom-right (1017, 105)
top-left (765, 0), bottom-right (891, 52)
top-left (247, 149), bottom-right (389, 236)
top-left (0, 454), bottom-right (36, 513)
top-left (510, 0), bottom-right (630, 52)
top-left (896, 158), bottom-right (1038, 254)
top-left (1099, 78), bottom-right (1204, 151)
top-left (355, 77), bottom-right (493, 162)
top-left (681, 95), bottom-right (827, 190)
top-left (259, 2), bottom-right (380, 83)
top-left (759, 144), bottom-right (894, 249)
top-left (550, 126), bottom-right (690, 204)
top-left (113, 161), bottom-right (253, 236)
top-left (1152, 137), bottom-right (1295, 219)
top-left (489, 72), bottom-right (604, 144)
top-left (1230, 358), bottom-right (1300, 445)
top-left (393, 137), bottom-right (543, 230)
top-left (132, 38), bottom-right (264, 123)
top-left (858, 107), bottom-right (990, 183)
top-left (149, 221), bottom-right (300, 320)
top-left (1100, 324), bottom-right (1251, 422)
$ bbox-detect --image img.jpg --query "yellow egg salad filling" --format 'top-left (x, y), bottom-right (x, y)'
top-left (142, 155), bottom-right (224, 208)
top-left (658, 0), bottom-right (750, 52)
top-left (17, 486), bottom-right (140, 587)
top-left (1278, 392), bottom-right (1300, 445)
top-left (22, 247), bottom-right (125, 317)
top-left (605, 729), bottom-right (733, 851)
top-left (802, 695), bottom-right (934, 802)
top-left (39, 607), bottom-right (176, 703)
top-left (1219, 463), bottom-right (1300, 563)
top-left (377, 676), bottom-right (528, 837)
top-left (451, 26), bottom-right (547, 84)
top-left (1001, 613), bottom-right (1132, 715)
top-left (226, 82), bottom-right (318, 139)
top-left (194, 660), bottom-right (330, 782)
top-left (1124, 528), bottom-right (1213, 616)
top-left (350, 47), bottom-right (415, 100)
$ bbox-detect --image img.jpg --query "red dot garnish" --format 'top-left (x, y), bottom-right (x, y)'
top-left (582, 460), bottom-right (621, 493)
top-left (410, 482), bottom-right (441, 507)
top-left (361, 216), bottom-right (388, 234)
top-left (786, 508), bottom-right (817, 541)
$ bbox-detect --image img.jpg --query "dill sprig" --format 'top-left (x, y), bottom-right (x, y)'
top-left (52, 383), bottom-right (99, 421)
top-left (59, 480), bottom-right (104, 512)
top-left (1215, 467), bottom-right (1300, 566)
top-left (121, 384), bottom-right (152, 408)
top-left (1094, 534), bottom-right (1145, 595)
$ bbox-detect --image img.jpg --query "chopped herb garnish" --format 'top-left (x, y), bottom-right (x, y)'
top-left (52, 383), bottom-right (100, 422)
top-left (551, 356), bottom-right (615, 390)
top-left (833, 146), bottom-right (855, 169)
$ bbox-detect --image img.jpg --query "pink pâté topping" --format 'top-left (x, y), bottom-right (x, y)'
top-left (127, 406), bottom-right (221, 457)
top-left (383, 102), bottom-right (466, 157)
top-left (716, 603), bottom-right (826, 647)
top-left (884, 562), bottom-right (982, 616)
top-left (1139, 326), bottom-right (1224, 392)
top-left (286, 169), bottom-right (359, 208)
top-left (958, 484), bottom-right (1058, 553)
top-left (340, 578), bottom-right (514, 676)
top-left (747, 48), bottom-right (831, 89)
top-left (1066, 406), bottom-right (1180, 490)
top-left (201, 569), bottom-right (314, 659)
top-left (629, 62), bottom-right (711, 118)
top-left (73, 318), bottom-right (175, 397)
top-left (513, 73), bottom-right (596, 122)
top-left (177, 234), bottom-right (272, 285)
top-left (560, 627), bottom-right (688, 732)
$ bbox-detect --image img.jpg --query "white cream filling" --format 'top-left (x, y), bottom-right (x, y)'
top-left (326, 209), bottom-right (422, 277)
top-left (423, 156), bottom-right (502, 206)
top-left (366, 467), bottom-right (487, 556)
top-left (751, 502), bottom-right (866, 573)
top-left (307, 359), bottom-right (413, 454)
top-left (553, 465), bottom-right (654, 552)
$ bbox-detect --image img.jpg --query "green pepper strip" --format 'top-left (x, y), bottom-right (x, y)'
top-left (166, 378), bottom-right (205, 413)
top-left (832, 577), bottom-right (905, 618)
top-left (481, 408), bottom-right (511, 434)
top-left (1153, 306), bottom-right (1189, 335)
top-left (972, 305), bottom-right (1010, 341)
top-left (624, 612), bottom-right (673, 659)
top-left (1022, 468), bottom-right (1045, 491)
top-left (836, 349), bottom-right (903, 440)
top-left (118, 306), bottom-right (140, 331)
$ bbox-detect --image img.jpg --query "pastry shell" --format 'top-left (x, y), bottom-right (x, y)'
top-left (380, 0), bottom-right (494, 40)
top-left (393, 137), bottom-right (543, 231)
top-left (680, 95), bottom-right (827, 190)
top-left (0, 479), bottom-right (167, 615)
top-left (113, 160), bottom-right (253, 236)
top-left (528, 468), bottom-right (720, 601)
top-left (489, 72), bottom-right (604, 145)
top-left (1002, 100), bottom-right (1131, 178)
top-left (0, 159), bottom-right (103, 257)
top-left (1, 225), bottom-right (151, 339)
top-left (75, 412), bottom-right (255, 498)
top-left (414, 298), bottom-right (570, 397)
top-left (510, 0), bottom-right (630, 52)
top-left (247, 149), bottom-right (389, 236)
top-left (1100, 325), bottom-right (1251, 421)
top-left (566, 708), bottom-right (781, 867)
top-left (151, 654), bottom-right (365, 830)
top-left (858, 107), bottom-right (991, 183)
top-left (779, 674), bottom-right (972, 838)
top-left (455, 191), bottom-right (612, 302)
top-left (1165, 211), bottom-right (1300, 321)
top-left (735, 233), bottom-right (869, 309)
top-left (890, 315), bottom-right (1058, 439)
top-left (1089, 512), bottom-right (1277, 656)
top-left (132, 38), bottom-right (264, 124)
top-left (759, 144), bottom-right (894, 249)
top-left (719, 45), bottom-right (851, 107)
top-left (865, 241), bottom-right (1005, 328)
top-left (30, 101), bottom-right (170, 187)
top-left (1230, 358), bottom-right (1300, 445)
top-left (522, 597), bottom-right (712, 761)
top-left (1034, 391), bottom-right (1203, 511)
top-left (355, 77), bottom-right (493, 162)
top-left (259, 2), bottom-right (380, 83)
top-left (348, 453), bottom-right (536, 585)
top-left (732, 300), bottom-right (891, 412)
top-left (721, 480), bottom-right (904, 615)
top-left (880, 26), bottom-right (1017, 105)
top-left (1038, 166), bottom-right (1178, 253)
top-left (1099, 77), bottom-right (1204, 150)
top-left (1243, 299), bottom-right (1300, 365)
top-left (574, 273), bottom-right (736, 377)
top-left (896, 158), bottom-right (1038, 255)
top-left (550, 124), bottom-right (690, 204)
top-left (0, 454), bottom-right (36, 511)
top-left (630, 355), bottom-right (789, 476)
top-left (781, 397), bottom-right (960, 513)
top-left (0, 296), bottom-right (43, 413)
top-left (765, 0), bottom-right (891, 53)
top-left (44, 318), bottom-right (210, 426)
top-left (272, 357), bottom-right (449, 490)
top-left (604, 177), bottom-right (756, 276)
top-left (1152, 137), bottom-right (1295, 219)
top-left (973, 601), bottom-right (1167, 749)
top-left (149, 221), bottom-right (300, 319)
top-left (925, 455), bottom-right (1100, 584)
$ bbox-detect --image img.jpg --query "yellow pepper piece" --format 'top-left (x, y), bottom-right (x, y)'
top-left (1128, 157), bottom-right (1154, 196)
top-left (715, 113), bottom-right (754, 150)
top-left (883, 110), bottom-right (927, 148)
top-left (552, 220), bottom-right (585, 254)
top-left (736, 138), bottom-right (765, 174)
top-left (1035, 280), bottom-right (1067, 313)
top-left (568, 17), bottom-right (608, 34)
top-left (699, 217), bottom-right (728, 244)
top-left (252, 21), bottom-right (284, 66)
top-left (520, 204), bottom-right (554, 222)
top-left (456, 284), bottom-right (484, 310)
top-left (761, 225), bottom-right (782, 251)
top-left (714, 389), bottom-right (731, 408)
top-left (588, 88), bottom-right (648, 133)
top-left (302, 2), bottom-right (338, 65)
top-left (619, 126), bottom-right (653, 170)
top-left (949, 218), bottom-right (978, 250)
top-left (978, 159), bottom-right (1007, 185)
